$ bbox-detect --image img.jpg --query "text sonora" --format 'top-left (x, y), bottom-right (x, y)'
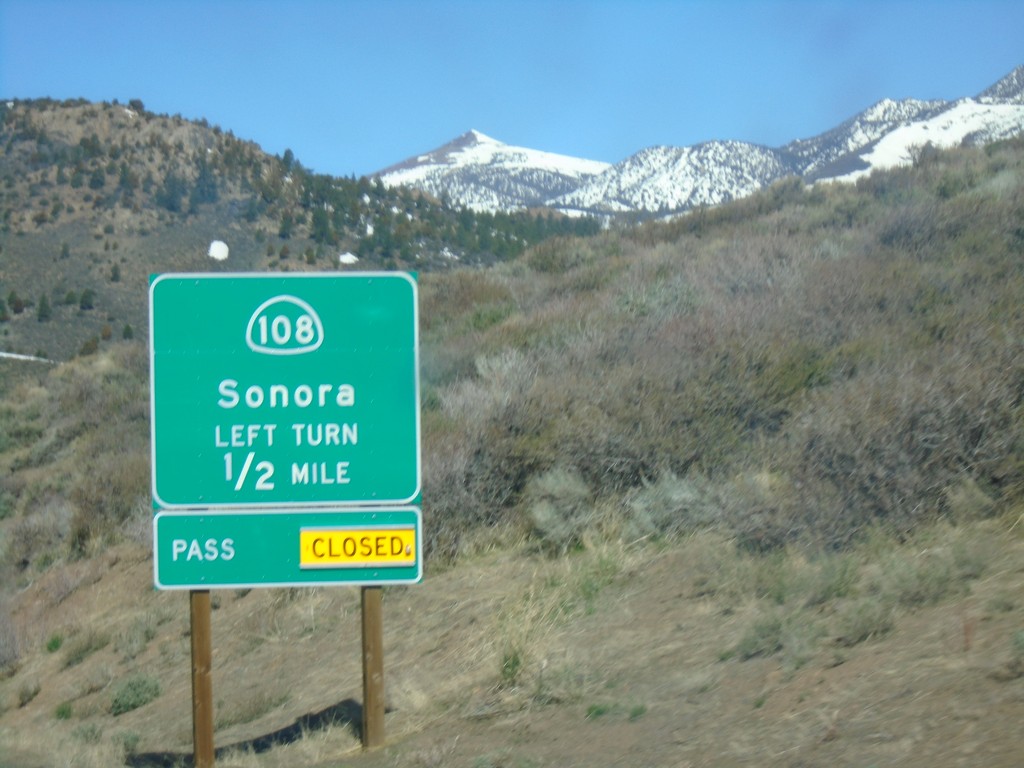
top-left (217, 379), bottom-right (355, 409)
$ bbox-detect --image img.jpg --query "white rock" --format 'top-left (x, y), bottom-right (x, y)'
top-left (208, 240), bottom-right (229, 261)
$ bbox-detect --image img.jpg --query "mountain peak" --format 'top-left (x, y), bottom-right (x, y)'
top-left (377, 131), bottom-right (610, 212)
top-left (444, 129), bottom-right (501, 152)
top-left (465, 129), bottom-right (498, 144)
top-left (978, 65), bottom-right (1024, 103)
top-left (375, 129), bottom-right (503, 176)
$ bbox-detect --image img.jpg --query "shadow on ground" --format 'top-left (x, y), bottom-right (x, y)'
top-left (126, 698), bottom-right (364, 767)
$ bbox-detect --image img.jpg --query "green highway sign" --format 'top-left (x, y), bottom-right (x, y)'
top-left (149, 273), bottom-right (420, 509)
top-left (154, 508), bottom-right (422, 588)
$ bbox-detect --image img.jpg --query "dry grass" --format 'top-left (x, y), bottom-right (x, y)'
top-left (492, 542), bottom-right (632, 695)
top-left (0, 517), bottom-right (1021, 767)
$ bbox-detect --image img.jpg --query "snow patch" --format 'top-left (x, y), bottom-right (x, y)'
top-left (0, 351), bottom-right (54, 364)
top-left (208, 240), bottom-right (229, 261)
top-left (832, 100), bottom-right (1024, 182)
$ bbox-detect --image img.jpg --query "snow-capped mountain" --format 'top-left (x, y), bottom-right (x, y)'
top-left (375, 66), bottom-right (1024, 218)
top-left (376, 129), bottom-right (610, 212)
top-left (784, 97), bottom-right (949, 179)
top-left (549, 141), bottom-right (799, 215)
top-left (978, 66), bottom-right (1024, 103)
top-left (825, 97), bottom-right (1024, 183)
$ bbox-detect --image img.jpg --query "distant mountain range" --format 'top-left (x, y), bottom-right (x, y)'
top-left (377, 66), bottom-right (1024, 218)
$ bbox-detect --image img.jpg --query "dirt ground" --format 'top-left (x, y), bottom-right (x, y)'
top-left (346, 537), bottom-right (1024, 768)
top-left (1, 526), bottom-right (1022, 768)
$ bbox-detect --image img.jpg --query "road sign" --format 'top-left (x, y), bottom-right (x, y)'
top-left (149, 273), bottom-right (420, 509)
top-left (154, 508), bottom-right (422, 588)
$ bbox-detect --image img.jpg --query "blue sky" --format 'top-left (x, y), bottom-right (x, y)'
top-left (1, 1), bottom-right (1021, 178)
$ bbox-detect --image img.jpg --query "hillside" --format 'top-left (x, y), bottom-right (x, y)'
top-left (0, 98), bottom-right (599, 360)
top-left (2, 133), bottom-right (1024, 767)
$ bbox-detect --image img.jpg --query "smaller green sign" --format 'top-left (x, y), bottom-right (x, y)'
top-left (153, 508), bottom-right (422, 589)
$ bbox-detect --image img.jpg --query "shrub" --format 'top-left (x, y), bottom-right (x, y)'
top-left (113, 730), bottom-right (141, 757)
top-left (876, 549), bottom-right (960, 608)
top-left (110, 674), bottom-right (161, 715)
top-left (734, 612), bottom-right (784, 659)
top-left (833, 598), bottom-right (894, 646)
top-left (62, 630), bottom-right (109, 669)
top-left (155, 172), bottom-right (187, 212)
top-left (494, 646), bottom-right (521, 691)
top-left (18, 680), bottom-right (40, 707)
top-left (78, 336), bottom-right (99, 356)
top-left (621, 472), bottom-right (719, 540)
top-left (72, 723), bottom-right (103, 743)
top-left (114, 616), bottom-right (157, 661)
top-left (526, 466), bottom-right (594, 553)
top-left (733, 607), bottom-right (824, 665)
top-left (0, 600), bottom-right (18, 673)
top-left (7, 291), bottom-right (24, 314)
top-left (1013, 630), bottom-right (1024, 659)
top-left (803, 554), bottom-right (858, 607)
top-left (215, 690), bottom-right (289, 729)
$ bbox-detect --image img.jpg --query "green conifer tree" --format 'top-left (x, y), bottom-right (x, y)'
top-left (36, 294), bottom-right (51, 322)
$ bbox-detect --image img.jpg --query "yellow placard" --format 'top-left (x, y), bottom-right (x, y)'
top-left (299, 527), bottom-right (416, 569)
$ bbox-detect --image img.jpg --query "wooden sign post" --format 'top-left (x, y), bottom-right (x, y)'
top-left (361, 586), bottom-right (386, 748)
top-left (190, 590), bottom-right (215, 768)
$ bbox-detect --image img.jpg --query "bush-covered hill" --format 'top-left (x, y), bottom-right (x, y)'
top-left (0, 98), bottom-right (598, 360)
top-left (2, 126), bottom-right (1024, 768)
top-left (2, 132), bottom-right (1022, 579)
top-left (419, 135), bottom-right (1024, 557)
